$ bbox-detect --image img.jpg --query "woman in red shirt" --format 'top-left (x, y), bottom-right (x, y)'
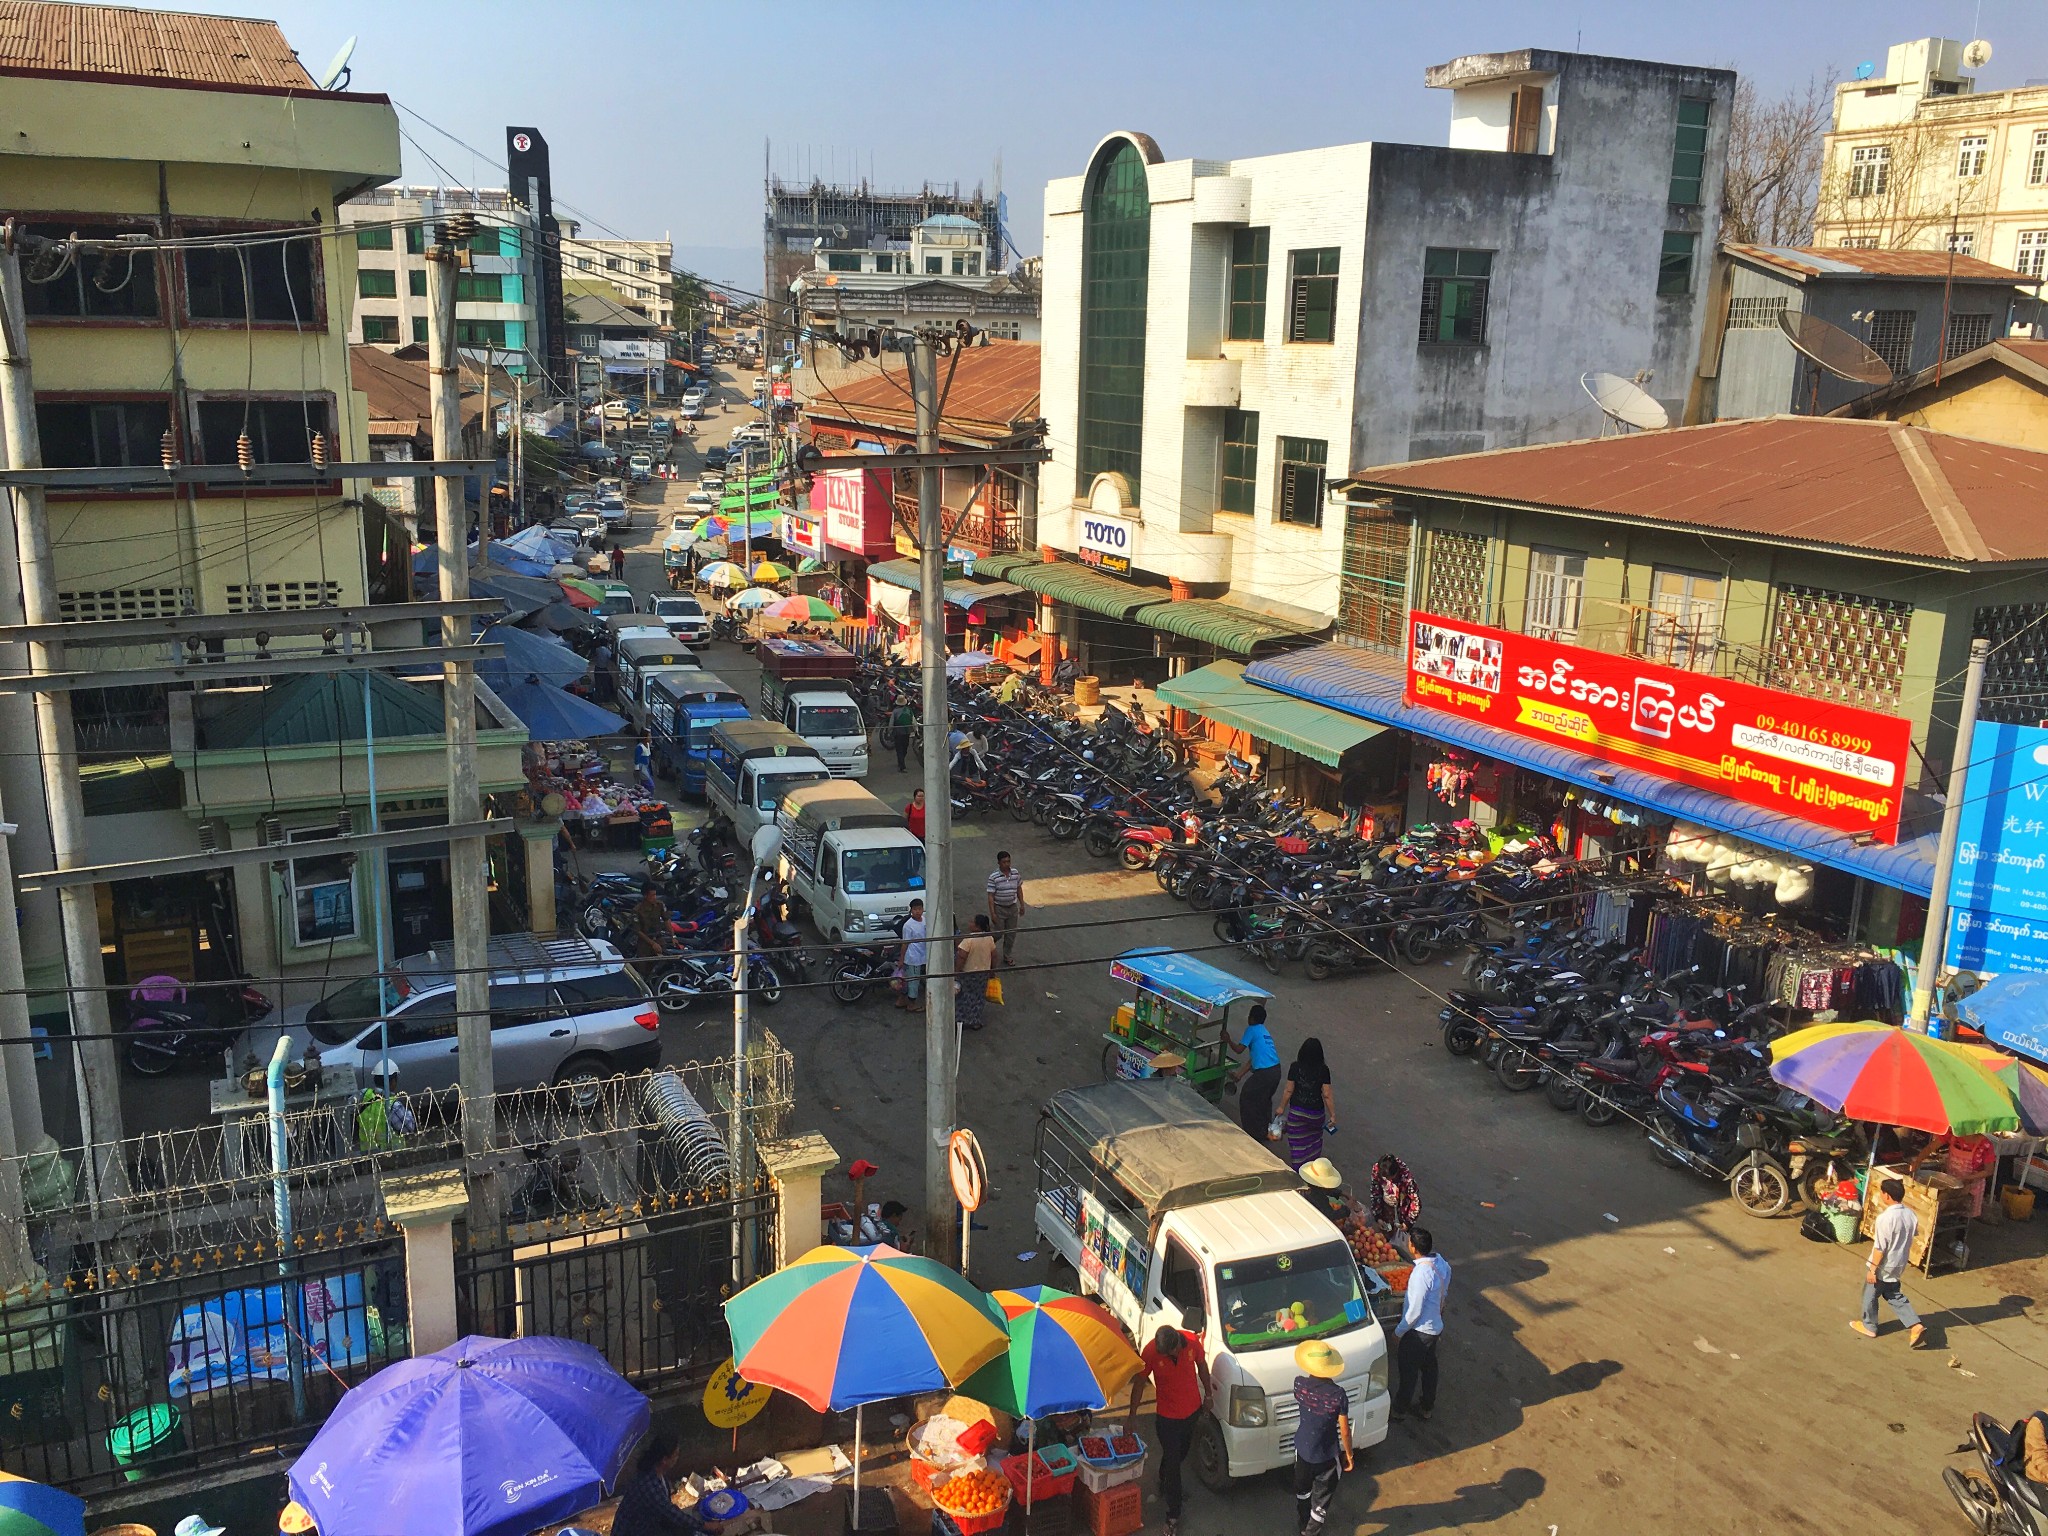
top-left (905, 787), bottom-right (926, 842)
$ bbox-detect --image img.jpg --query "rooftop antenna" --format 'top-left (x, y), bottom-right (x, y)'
top-left (1854, 61), bottom-right (1876, 80)
top-left (1580, 371), bottom-right (1669, 434)
top-left (316, 34), bottom-right (356, 91)
top-left (1963, 38), bottom-right (1993, 70)
top-left (1778, 309), bottom-right (1893, 412)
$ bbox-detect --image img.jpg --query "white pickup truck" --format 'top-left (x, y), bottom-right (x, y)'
top-left (703, 720), bottom-right (830, 854)
top-left (1035, 1080), bottom-right (1391, 1490)
top-left (775, 781), bottom-right (924, 945)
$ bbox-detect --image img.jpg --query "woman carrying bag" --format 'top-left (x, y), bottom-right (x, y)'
top-left (1271, 1037), bottom-right (1337, 1169)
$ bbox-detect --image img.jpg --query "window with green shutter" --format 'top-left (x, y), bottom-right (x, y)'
top-left (1657, 231), bottom-right (1697, 297)
top-left (404, 224), bottom-right (425, 255)
top-left (1077, 139), bottom-right (1151, 501)
top-left (455, 272), bottom-right (503, 303)
top-left (1220, 409), bottom-right (1259, 514)
top-left (1286, 248), bottom-right (1339, 343)
top-left (357, 269), bottom-right (397, 299)
top-left (360, 316), bottom-right (399, 344)
top-left (355, 225), bottom-right (393, 251)
top-left (1669, 98), bottom-right (1710, 206)
top-left (1418, 249), bottom-right (1492, 346)
top-left (1228, 228), bottom-right (1268, 341)
top-left (408, 269), bottom-right (426, 298)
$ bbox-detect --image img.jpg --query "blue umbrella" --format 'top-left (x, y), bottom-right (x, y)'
top-left (289, 1335), bottom-right (649, 1536)
top-left (482, 625), bottom-right (585, 690)
top-left (1958, 971), bottom-right (2048, 1062)
top-left (492, 676), bottom-right (626, 741)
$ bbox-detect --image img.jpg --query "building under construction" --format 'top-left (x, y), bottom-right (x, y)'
top-left (763, 171), bottom-right (1005, 343)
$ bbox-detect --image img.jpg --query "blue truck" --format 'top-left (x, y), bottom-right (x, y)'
top-left (647, 673), bottom-right (751, 795)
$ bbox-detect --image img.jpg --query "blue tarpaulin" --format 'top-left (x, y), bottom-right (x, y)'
top-left (166, 1272), bottom-right (371, 1398)
top-left (481, 625), bottom-right (584, 690)
top-left (1245, 641), bottom-right (1939, 897)
top-left (1958, 972), bottom-right (2048, 1063)
top-left (490, 677), bottom-right (625, 741)
top-left (1109, 947), bottom-right (1271, 1017)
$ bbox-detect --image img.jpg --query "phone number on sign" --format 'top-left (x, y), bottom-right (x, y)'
top-left (1750, 714), bottom-right (1875, 759)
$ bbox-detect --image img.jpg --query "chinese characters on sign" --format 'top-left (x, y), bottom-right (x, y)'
top-left (1404, 612), bottom-right (1912, 841)
top-left (1948, 721), bottom-right (2048, 974)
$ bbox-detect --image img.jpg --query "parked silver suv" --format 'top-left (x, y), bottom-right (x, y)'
top-left (233, 935), bottom-right (660, 1104)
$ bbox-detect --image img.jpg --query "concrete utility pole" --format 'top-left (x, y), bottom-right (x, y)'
top-left (426, 229), bottom-right (497, 1219)
top-left (1908, 637), bottom-right (1990, 1034)
top-left (912, 333), bottom-right (959, 1266)
top-left (0, 238), bottom-right (125, 1200)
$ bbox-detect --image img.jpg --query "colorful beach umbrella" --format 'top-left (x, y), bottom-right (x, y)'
top-left (729, 586), bottom-right (777, 610)
top-left (753, 560), bottom-right (796, 582)
top-left (0, 1473), bottom-right (85, 1536)
top-left (764, 594), bottom-right (838, 621)
top-left (690, 515), bottom-right (726, 540)
top-left (698, 560), bottom-right (747, 588)
top-left (556, 577), bottom-right (600, 611)
top-left (1768, 1022), bottom-right (2021, 1136)
top-left (959, 1286), bottom-right (1142, 1419)
top-left (1958, 1045), bottom-right (2048, 1135)
top-left (797, 556), bottom-right (827, 574)
top-left (724, 1243), bottom-right (1007, 1525)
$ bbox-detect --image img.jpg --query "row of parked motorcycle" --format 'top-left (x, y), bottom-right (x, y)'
top-left (1438, 920), bottom-right (1869, 1219)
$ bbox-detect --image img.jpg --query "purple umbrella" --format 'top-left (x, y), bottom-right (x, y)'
top-left (288, 1335), bottom-right (650, 1536)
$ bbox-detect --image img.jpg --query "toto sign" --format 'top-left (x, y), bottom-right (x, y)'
top-left (1078, 515), bottom-right (1133, 575)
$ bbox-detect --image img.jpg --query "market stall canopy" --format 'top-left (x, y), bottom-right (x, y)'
top-left (1768, 1022), bottom-right (2021, 1135)
top-left (1156, 660), bottom-right (1380, 767)
top-left (1043, 1078), bottom-right (1296, 1215)
top-left (960, 1287), bottom-right (1143, 1419)
top-left (480, 625), bottom-right (585, 690)
top-left (698, 561), bottom-right (748, 588)
top-left (729, 586), bottom-right (777, 610)
top-left (946, 651), bottom-right (995, 675)
top-left (1113, 946), bottom-right (1272, 1013)
top-left (1957, 971), bottom-right (2048, 1063)
top-left (765, 595), bottom-right (839, 621)
top-left (488, 677), bottom-right (625, 742)
top-left (973, 554), bottom-right (1160, 621)
top-left (1138, 600), bottom-right (1322, 655)
top-left (867, 558), bottom-right (1025, 608)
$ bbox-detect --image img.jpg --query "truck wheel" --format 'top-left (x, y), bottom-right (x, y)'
top-left (1045, 1251), bottom-right (1080, 1290)
top-left (1101, 1042), bottom-right (1122, 1082)
top-left (1191, 1412), bottom-right (1233, 1495)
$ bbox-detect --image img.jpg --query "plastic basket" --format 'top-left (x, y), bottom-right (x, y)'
top-left (930, 1472), bottom-right (1012, 1536)
top-left (1074, 1460), bottom-right (1141, 1494)
top-left (1074, 1430), bottom-right (1144, 1472)
top-left (1077, 1479), bottom-right (1143, 1536)
top-left (1002, 1449), bottom-right (1079, 1508)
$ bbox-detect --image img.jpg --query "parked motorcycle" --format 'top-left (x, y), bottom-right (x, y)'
top-left (1946, 1411), bottom-right (2048, 1535)
top-left (651, 950), bottom-right (785, 1014)
top-left (125, 975), bottom-right (273, 1076)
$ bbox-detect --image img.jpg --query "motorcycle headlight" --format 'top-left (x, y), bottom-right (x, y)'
top-left (1226, 1384), bottom-right (1267, 1428)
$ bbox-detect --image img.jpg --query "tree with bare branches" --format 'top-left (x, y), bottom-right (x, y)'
top-left (1721, 77), bottom-right (1830, 246)
top-left (1812, 117), bottom-right (1992, 252)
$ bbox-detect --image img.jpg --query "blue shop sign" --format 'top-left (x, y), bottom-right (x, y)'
top-left (1947, 720), bottom-right (2048, 974)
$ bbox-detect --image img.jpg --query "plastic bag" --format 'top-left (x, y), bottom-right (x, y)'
top-left (984, 975), bottom-right (1004, 1005)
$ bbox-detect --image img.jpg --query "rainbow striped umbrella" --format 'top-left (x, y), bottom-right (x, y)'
top-left (697, 561), bottom-right (748, 588)
top-left (959, 1286), bottom-right (1142, 1419)
top-left (1959, 1046), bottom-right (2048, 1135)
top-left (0, 1473), bottom-right (84, 1536)
top-left (728, 586), bottom-right (777, 611)
top-left (1768, 1022), bottom-right (2021, 1136)
top-left (763, 595), bottom-right (839, 622)
top-left (753, 560), bottom-right (796, 582)
top-left (725, 1244), bottom-right (1006, 1525)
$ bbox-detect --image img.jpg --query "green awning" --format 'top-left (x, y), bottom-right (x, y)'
top-left (997, 558), bottom-right (1165, 622)
top-left (719, 490), bottom-right (781, 513)
top-left (1139, 599), bottom-right (1323, 655)
top-left (1156, 661), bottom-right (1382, 767)
top-left (867, 559), bottom-right (1027, 607)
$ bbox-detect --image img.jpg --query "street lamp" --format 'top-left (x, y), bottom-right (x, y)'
top-left (732, 823), bottom-right (783, 1273)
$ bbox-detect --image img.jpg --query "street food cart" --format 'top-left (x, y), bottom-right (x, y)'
top-left (1101, 947), bottom-right (1271, 1103)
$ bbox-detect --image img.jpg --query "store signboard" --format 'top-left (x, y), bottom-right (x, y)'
top-left (1078, 514), bottom-right (1134, 576)
top-left (771, 377), bottom-right (793, 402)
top-left (1948, 720), bottom-right (2048, 975)
top-left (598, 338), bottom-right (661, 360)
top-left (811, 467), bottom-right (896, 558)
top-left (781, 513), bottom-right (822, 557)
top-left (1403, 611), bottom-right (1911, 842)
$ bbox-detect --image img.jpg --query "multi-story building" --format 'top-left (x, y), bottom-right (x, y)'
top-left (1813, 37), bottom-right (2048, 277)
top-left (566, 288), bottom-right (667, 399)
top-left (340, 186), bottom-right (542, 375)
top-left (792, 214), bottom-right (1041, 343)
top-left (559, 224), bottom-right (674, 326)
top-left (1025, 47), bottom-right (1734, 668)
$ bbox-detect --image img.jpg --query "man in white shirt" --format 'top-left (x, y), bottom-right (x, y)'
top-left (896, 899), bottom-right (928, 1013)
top-left (1390, 1228), bottom-right (1451, 1422)
top-left (1853, 1177), bottom-right (1926, 1346)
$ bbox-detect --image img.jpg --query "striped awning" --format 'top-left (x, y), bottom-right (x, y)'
top-left (1140, 599), bottom-right (1323, 655)
top-left (1157, 661), bottom-right (1380, 766)
top-left (986, 558), bottom-right (1164, 621)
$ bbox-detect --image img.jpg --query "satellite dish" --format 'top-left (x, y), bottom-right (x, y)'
top-left (1854, 61), bottom-right (1876, 80)
top-left (1580, 371), bottom-right (1670, 432)
top-left (1777, 309), bottom-right (1894, 385)
top-left (1964, 38), bottom-right (1993, 69)
top-left (317, 35), bottom-right (357, 91)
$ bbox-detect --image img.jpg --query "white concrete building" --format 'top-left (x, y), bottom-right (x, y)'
top-left (1035, 48), bottom-right (1734, 633)
top-left (341, 186), bottom-right (542, 374)
top-left (1813, 37), bottom-right (2048, 279)
top-left (793, 214), bottom-right (1041, 343)
top-left (559, 226), bottom-right (675, 325)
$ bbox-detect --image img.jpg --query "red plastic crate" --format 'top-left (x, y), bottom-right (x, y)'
top-left (1077, 1480), bottom-right (1142, 1536)
top-left (1002, 1451), bottom-right (1078, 1508)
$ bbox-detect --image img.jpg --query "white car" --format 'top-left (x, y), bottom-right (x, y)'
top-left (602, 400), bottom-right (634, 420)
top-left (598, 496), bottom-right (630, 530)
top-left (679, 401), bottom-right (706, 421)
top-left (652, 594), bottom-right (712, 646)
top-left (683, 492), bottom-right (717, 512)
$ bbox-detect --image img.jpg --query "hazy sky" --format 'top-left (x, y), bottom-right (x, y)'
top-left (206, 0), bottom-right (2048, 296)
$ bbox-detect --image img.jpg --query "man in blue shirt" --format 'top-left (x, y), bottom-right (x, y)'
top-left (1290, 1340), bottom-right (1352, 1535)
top-left (1391, 1228), bottom-right (1451, 1422)
top-left (1229, 1004), bottom-right (1283, 1139)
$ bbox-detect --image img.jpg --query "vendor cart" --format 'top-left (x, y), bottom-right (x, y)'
top-left (1101, 946), bottom-right (1271, 1104)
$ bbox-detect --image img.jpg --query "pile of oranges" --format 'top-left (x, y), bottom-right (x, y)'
top-left (935, 1468), bottom-right (1010, 1522)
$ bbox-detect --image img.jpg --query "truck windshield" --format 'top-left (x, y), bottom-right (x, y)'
top-left (1215, 1241), bottom-right (1366, 1352)
top-left (842, 845), bottom-right (925, 894)
top-left (798, 703), bottom-right (864, 738)
top-left (758, 769), bottom-right (827, 812)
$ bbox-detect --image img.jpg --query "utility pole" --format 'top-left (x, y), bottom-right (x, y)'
top-left (1908, 637), bottom-right (1990, 1034)
top-left (0, 235), bottom-right (125, 1201)
top-left (476, 363), bottom-right (493, 563)
top-left (912, 333), bottom-right (959, 1266)
top-left (426, 224), bottom-right (497, 1223)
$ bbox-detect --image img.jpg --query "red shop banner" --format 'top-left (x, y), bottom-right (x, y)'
top-left (1404, 611), bottom-right (1911, 843)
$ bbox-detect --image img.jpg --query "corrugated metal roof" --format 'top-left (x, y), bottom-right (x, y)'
top-left (202, 672), bottom-right (445, 750)
top-left (864, 559), bottom-right (1025, 607)
top-left (1139, 599), bottom-right (1323, 655)
top-left (0, 2), bottom-right (317, 88)
top-left (1244, 642), bottom-right (1938, 895)
top-left (805, 342), bottom-right (1039, 443)
top-left (1728, 243), bottom-right (2031, 284)
top-left (1348, 417), bottom-right (2048, 565)
top-left (995, 558), bottom-right (1164, 621)
top-left (1155, 661), bottom-right (1380, 766)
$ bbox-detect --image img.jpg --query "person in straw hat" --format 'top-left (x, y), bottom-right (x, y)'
top-left (1296, 1158), bottom-right (1359, 1228)
top-left (1291, 1340), bottom-right (1352, 1534)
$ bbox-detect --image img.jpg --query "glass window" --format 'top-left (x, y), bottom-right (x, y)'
top-left (797, 703), bottom-right (864, 738)
top-left (287, 825), bottom-right (357, 944)
top-left (305, 972), bottom-right (404, 1044)
top-left (1215, 1241), bottom-right (1364, 1353)
top-left (1525, 548), bottom-right (1586, 641)
top-left (1849, 144), bottom-right (1891, 198)
top-left (1228, 228), bottom-right (1269, 340)
top-left (554, 971), bottom-right (647, 1010)
top-left (1275, 436), bottom-right (1327, 528)
top-left (412, 316), bottom-right (428, 344)
top-left (355, 225), bottom-right (394, 250)
top-left (1077, 140), bottom-right (1152, 501)
top-left (1957, 135), bottom-right (1988, 178)
top-left (1220, 409), bottom-right (1259, 515)
top-left (825, 252), bottom-right (862, 272)
top-left (1419, 248), bottom-right (1492, 345)
top-left (195, 398), bottom-right (322, 466)
top-left (360, 316), bottom-right (399, 344)
top-left (456, 272), bottom-right (504, 303)
top-left (183, 238), bottom-right (317, 323)
top-left (488, 983), bottom-right (558, 1031)
top-left (2019, 231), bottom-right (2048, 279)
top-left (37, 398), bottom-right (172, 468)
top-left (405, 224), bottom-right (426, 255)
top-left (1158, 1236), bottom-right (1205, 1318)
top-left (408, 269), bottom-right (427, 298)
top-left (1286, 248), bottom-right (1339, 343)
top-left (1657, 231), bottom-right (1697, 297)
top-left (357, 268), bottom-right (397, 299)
top-left (1669, 97), bottom-right (1710, 205)
top-left (841, 844), bottom-right (925, 895)
top-left (926, 256), bottom-right (944, 274)
top-left (2033, 131), bottom-right (2048, 187)
top-left (1946, 312), bottom-right (1994, 358)
top-left (1646, 567), bottom-right (1721, 670)
top-left (1945, 230), bottom-right (1977, 256)
top-left (19, 222), bottom-right (159, 320)
top-left (389, 992), bottom-right (457, 1045)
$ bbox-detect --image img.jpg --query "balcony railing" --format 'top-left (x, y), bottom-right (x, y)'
top-left (888, 489), bottom-right (1020, 553)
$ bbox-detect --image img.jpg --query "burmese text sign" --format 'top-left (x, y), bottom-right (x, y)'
top-left (1948, 720), bottom-right (2048, 974)
top-left (1404, 612), bottom-right (1910, 841)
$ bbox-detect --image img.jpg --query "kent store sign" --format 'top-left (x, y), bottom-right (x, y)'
top-left (1078, 515), bottom-right (1133, 575)
top-left (1404, 612), bottom-right (1912, 842)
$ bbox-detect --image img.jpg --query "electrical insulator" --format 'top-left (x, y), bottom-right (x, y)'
top-left (159, 429), bottom-right (177, 470)
top-left (236, 431), bottom-right (253, 472)
top-left (310, 432), bottom-right (327, 470)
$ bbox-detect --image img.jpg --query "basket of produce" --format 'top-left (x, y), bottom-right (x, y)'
top-left (1348, 1227), bottom-right (1402, 1270)
top-left (908, 1414), bottom-right (989, 1493)
top-left (1075, 1429), bottom-right (1145, 1471)
top-left (932, 1467), bottom-right (1012, 1534)
top-left (1002, 1444), bottom-right (1080, 1507)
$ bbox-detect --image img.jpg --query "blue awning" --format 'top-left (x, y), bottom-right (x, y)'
top-left (1244, 641), bottom-right (1939, 897)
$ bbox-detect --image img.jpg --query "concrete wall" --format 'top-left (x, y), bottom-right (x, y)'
top-left (1872, 364), bottom-right (2048, 448)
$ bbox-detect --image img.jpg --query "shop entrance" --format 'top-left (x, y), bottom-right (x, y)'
top-left (97, 872), bottom-right (239, 988)
top-left (387, 841), bottom-right (452, 958)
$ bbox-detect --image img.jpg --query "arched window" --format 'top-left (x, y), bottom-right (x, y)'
top-left (1077, 140), bottom-right (1150, 501)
